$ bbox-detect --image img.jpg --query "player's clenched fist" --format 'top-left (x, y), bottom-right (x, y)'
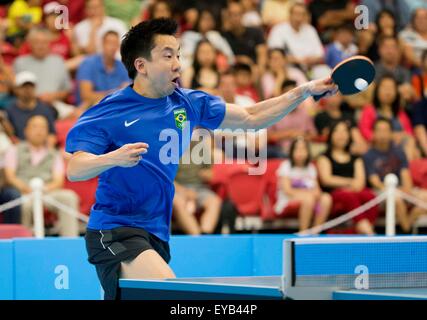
top-left (107, 142), bottom-right (149, 167)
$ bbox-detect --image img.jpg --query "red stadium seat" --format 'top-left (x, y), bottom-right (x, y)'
top-left (210, 163), bottom-right (251, 199)
top-left (64, 177), bottom-right (98, 215)
top-left (226, 171), bottom-right (268, 217)
top-left (410, 159), bottom-right (427, 189)
top-left (0, 224), bottom-right (32, 239)
top-left (55, 118), bottom-right (77, 150)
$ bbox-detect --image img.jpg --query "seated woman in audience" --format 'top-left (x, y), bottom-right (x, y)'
top-left (261, 48), bottom-right (307, 99)
top-left (181, 39), bottom-right (220, 93)
top-left (275, 137), bottom-right (332, 234)
top-left (180, 9), bottom-right (235, 71)
top-left (318, 121), bottom-right (379, 235)
top-left (315, 93), bottom-right (368, 155)
top-left (359, 75), bottom-right (418, 160)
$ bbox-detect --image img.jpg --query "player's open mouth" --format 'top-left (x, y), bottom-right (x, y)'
top-left (172, 77), bottom-right (179, 87)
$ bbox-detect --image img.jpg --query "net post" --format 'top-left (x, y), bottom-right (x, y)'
top-left (385, 174), bottom-right (398, 236)
top-left (30, 177), bottom-right (45, 238)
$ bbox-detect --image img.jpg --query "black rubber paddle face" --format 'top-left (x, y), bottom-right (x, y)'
top-left (312, 55), bottom-right (376, 101)
top-left (332, 58), bottom-right (375, 95)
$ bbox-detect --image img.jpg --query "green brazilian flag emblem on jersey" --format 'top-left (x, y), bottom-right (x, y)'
top-left (174, 108), bottom-right (187, 130)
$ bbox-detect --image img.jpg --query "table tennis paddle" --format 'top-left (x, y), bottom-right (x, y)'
top-left (313, 55), bottom-right (375, 101)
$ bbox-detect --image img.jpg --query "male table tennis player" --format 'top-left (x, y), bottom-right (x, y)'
top-left (65, 18), bottom-right (337, 300)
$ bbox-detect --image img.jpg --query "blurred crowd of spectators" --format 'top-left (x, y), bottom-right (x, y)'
top-left (1, 0), bottom-right (427, 236)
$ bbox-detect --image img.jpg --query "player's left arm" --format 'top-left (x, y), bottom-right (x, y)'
top-left (219, 77), bottom-right (337, 130)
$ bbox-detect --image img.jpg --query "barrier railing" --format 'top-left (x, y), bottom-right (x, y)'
top-left (297, 173), bottom-right (424, 236)
top-left (1, 177), bottom-right (88, 238)
top-left (1, 174), bottom-right (427, 238)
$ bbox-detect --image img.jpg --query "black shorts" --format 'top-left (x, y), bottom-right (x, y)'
top-left (85, 226), bottom-right (171, 300)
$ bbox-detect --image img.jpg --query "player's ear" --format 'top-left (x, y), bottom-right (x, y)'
top-left (134, 58), bottom-right (147, 76)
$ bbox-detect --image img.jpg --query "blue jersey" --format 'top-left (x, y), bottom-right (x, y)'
top-left (65, 86), bottom-right (226, 241)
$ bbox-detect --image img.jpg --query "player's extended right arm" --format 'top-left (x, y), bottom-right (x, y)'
top-left (67, 142), bottom-right (149, 181)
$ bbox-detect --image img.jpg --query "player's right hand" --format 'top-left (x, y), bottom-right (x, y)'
top-left (107, 142), bottom-right (149, 168)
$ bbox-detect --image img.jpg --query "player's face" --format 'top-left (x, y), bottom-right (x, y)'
top-left (146, 35), bottom-right (181, 97)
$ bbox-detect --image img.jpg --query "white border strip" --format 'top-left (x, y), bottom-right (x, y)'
top-left (289, 236), bottom-right (427, 245)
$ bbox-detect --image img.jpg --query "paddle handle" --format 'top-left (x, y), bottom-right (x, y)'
top-left (312, 92), bottom-right (328, 101)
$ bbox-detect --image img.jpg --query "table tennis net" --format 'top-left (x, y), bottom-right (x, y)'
top-left (288, 237), bottom-right (427, 289)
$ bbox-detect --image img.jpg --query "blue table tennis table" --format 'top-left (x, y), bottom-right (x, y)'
top-left (119, 236), bottom-right (427, 300)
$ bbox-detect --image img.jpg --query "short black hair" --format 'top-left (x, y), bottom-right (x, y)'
top-left (232, 62), bottom-right (252, 75)
top-left (268, 48), bottom-right (286, 57)
top-left (335, 23), bottom-right (354, 33)
top-left (378, 35), bottom-right (398, 48)
top-left (281, 79), bottom-right (297, 91)
top-left (120, 18), bottom-right (178, 79)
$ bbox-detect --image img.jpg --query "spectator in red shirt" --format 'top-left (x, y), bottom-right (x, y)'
top-left (359, 74), bottom-right (418, 160)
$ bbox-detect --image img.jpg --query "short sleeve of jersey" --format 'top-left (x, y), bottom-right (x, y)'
top-left (65, 118), bottom-right (111, 155)
top-left (184, 89), bottom-right (226, 130)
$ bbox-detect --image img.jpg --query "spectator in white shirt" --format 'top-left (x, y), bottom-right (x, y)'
top-left (399, 8), bottom-right (427, 68)
top-left (267, 2), bottom-right (328, 79)
top-left (73, 0), bottom-right (127, 55)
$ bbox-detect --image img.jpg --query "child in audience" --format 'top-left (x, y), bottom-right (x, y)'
top-left (275, 137), bottom-right (332, 233)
